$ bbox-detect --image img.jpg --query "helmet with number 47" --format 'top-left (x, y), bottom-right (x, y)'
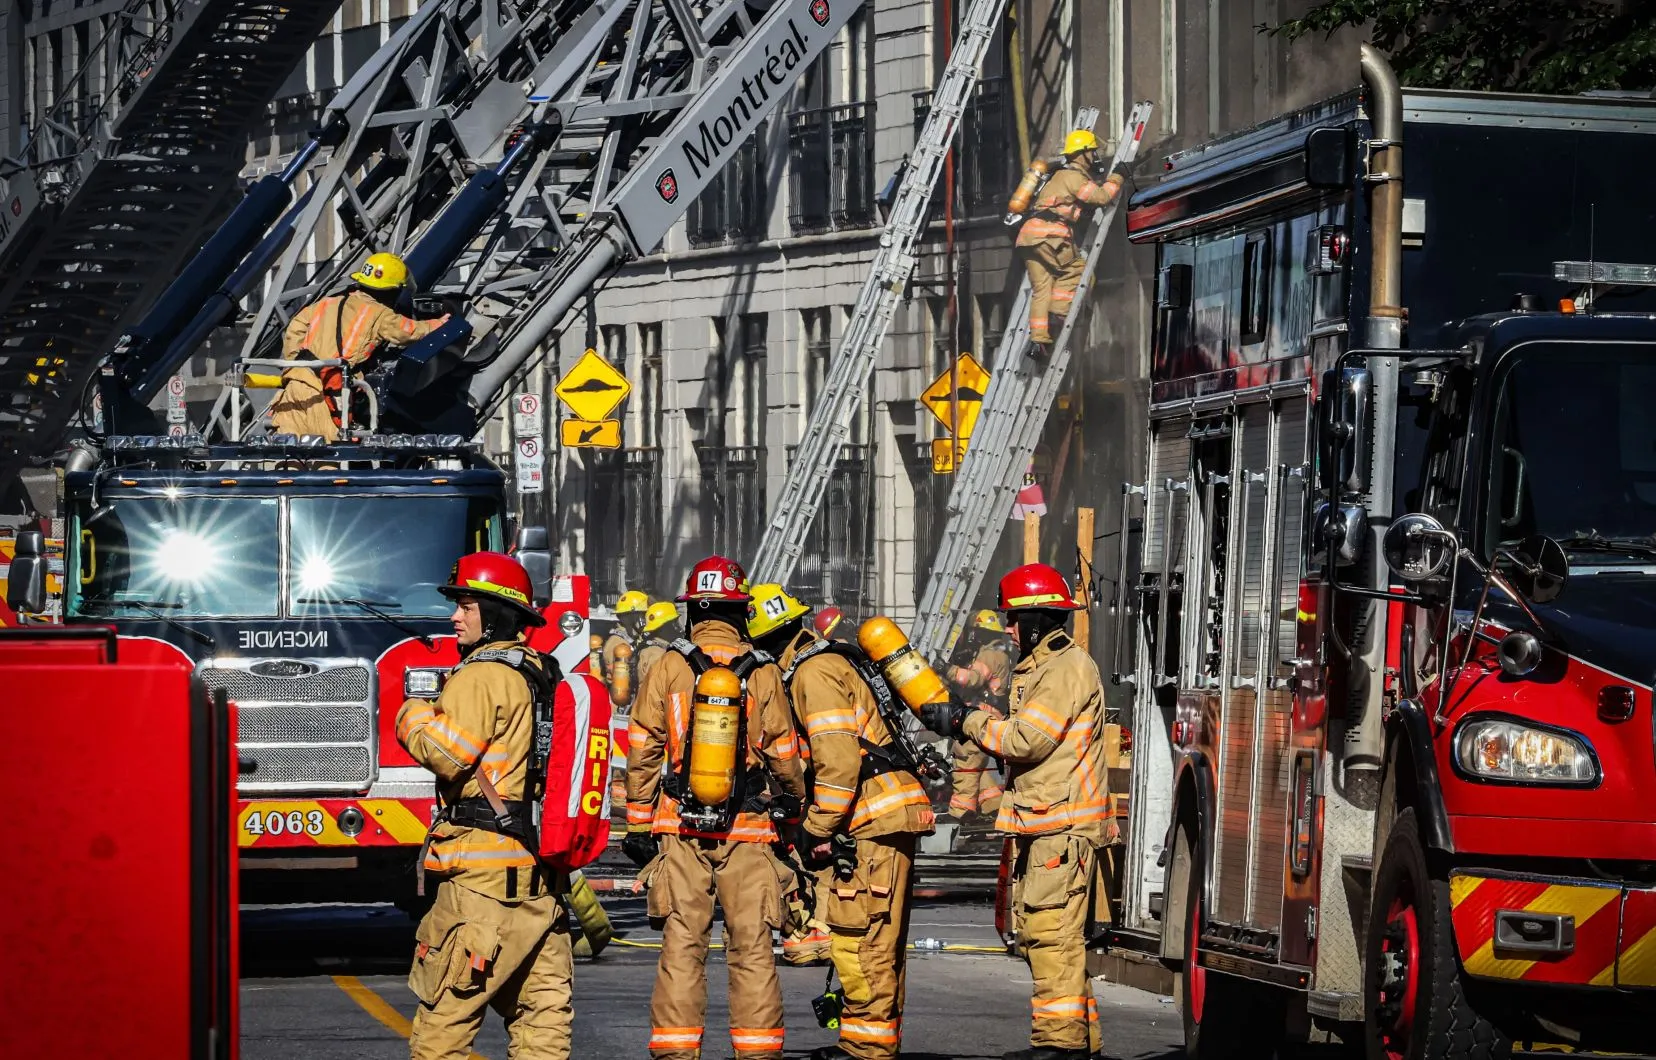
top-left (677, 554), bottom-right (752, 603)
top-left (746, 583), bottom-right (810, 640)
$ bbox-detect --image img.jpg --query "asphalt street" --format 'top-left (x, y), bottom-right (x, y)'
top-left (241, 896), bottom-right (1184, 1060)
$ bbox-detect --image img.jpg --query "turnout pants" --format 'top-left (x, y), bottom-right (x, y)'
top-left (407, 879), bottom-right (574, 1060)
top-left (823, 833), bottom-right (916, 1060)
top-left (1019, 240), bottom-right (1086, 343)
top-left (646, 834), bottom-right (786, 1058)
top-left (1012, 834), bottom-right (1101, 1052)
top-left (949, 742), bottom-right (1003, 817)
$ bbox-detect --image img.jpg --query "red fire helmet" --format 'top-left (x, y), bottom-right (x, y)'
top-left (997, 563), bottom-right (1081, 612)
top-left (677, 554), bottom-right (752, 603)
top-left (438, 552), bottom-right (546, 625)
top-left (814, 606), bottom-right (845, 639)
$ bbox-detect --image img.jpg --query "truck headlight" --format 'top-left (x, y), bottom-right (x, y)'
top-left (1454, 717), bottom-right (1598, 786)
top-left (404, 668), bottom-right (445, 699)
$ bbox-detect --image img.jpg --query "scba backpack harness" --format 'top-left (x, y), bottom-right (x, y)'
top-left (661, 639), bottom-right (772, 834)
top-left (782, 639), bottom-right (950, 786)
top-left (434, 647), bottom-right (613, 884)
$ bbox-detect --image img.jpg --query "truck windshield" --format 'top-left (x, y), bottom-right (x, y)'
top-left (1488, 343), bottom-right (1656, 560)
top-left (288, 496), bottom-right (500, 618)
top-left (70, 496), bottom-right (282, 617)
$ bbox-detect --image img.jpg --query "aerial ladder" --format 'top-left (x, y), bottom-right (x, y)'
top-left (748, 0), bottom-right (1013, 587)
top-left (907, 101), bottom-right (1153, 661)
top-left (109, 0), bottom-right (871, 444)
top-left (0, 0), bottom-right (344, 480)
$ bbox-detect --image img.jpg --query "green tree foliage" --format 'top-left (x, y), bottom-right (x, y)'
top-left (1270, 1), bottom-right (1656, 92)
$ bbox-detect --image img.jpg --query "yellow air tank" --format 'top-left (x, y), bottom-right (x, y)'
top-left (858, 617), bottom-right (948, 714)
top-left (688, 665), bottom-right (743, 806)
top-left (1006, 158), bottom-right (1051, 215)
top-left (610, 641), bottom-right (634, 706)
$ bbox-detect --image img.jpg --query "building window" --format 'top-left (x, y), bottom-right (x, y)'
top-left (977, 293), bottom-right (1008, 361)
top-left (687, 124), bottom-right (770, 246)
top-left (638, 323), bottom-right (663, 449)
top-left (788, 103), bottom-right (876, 233)
top-left (803, 308), bottom-right (833, 418)
top-left (697, 316), bottom-right (767, 562)
top-left (600, 323), bottom-right (626, 366)
top-left (729, 313), bottom-right (767, 448)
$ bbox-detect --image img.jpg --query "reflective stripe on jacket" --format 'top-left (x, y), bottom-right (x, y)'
top-left (1015, 163), bottom-right (1121, 248)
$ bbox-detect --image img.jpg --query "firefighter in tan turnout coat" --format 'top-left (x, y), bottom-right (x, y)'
top-left (394, 552), bottom-right (572, 1060)
top-left (623, 556), bottom-right (807, 1060)
top-left (748, 584), bottom-right (934, 1060)
top-left (945, 609), bottom-right (1013, 819)
top-left (1013, 130), bottom-right (1123, 346)
top-left (921, 563), bottom-right (1112, 1060)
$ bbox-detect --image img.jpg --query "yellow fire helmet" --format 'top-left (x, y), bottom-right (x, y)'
top-left (1061, 129), bottom-right (1100, 156)
top-left (643, 601), bottom-right (680, 635)
top-left (971, 608), bottom-right (1006, 633)
top-left (351, 251), bottom-right (411, 291)
top-left (616, 590), bottom-right (650, 615)
top-left (747, 583), bottom-right (811, 640)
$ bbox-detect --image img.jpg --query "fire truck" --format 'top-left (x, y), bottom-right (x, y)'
top-left (8, 452), bottom-right (591, 905)
top-left (1110, 48), bottom-right (1656, 1058)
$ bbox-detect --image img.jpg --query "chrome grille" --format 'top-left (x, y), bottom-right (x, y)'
top-left (210, 657), bottom-right (378, 793)
top-left (198, 665), bottom-right (369, 703)
top-left (237, 704), bottom-right (373, 744)
top-left (242, 746), bottom-right (374, 787)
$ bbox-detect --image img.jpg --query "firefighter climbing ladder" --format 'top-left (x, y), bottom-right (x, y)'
top-left (750, 0), bottom-right (1013, 586)
top-left (910, 100), bottom-right (1154, 662)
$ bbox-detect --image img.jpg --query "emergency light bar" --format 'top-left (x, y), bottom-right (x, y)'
top-left (1553, 260), bottom-right (1656, 286)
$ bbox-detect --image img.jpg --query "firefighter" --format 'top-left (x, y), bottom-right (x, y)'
top-left (1015, 130), bottom-right (1124, 347)
top-left (623, 556), bottom-right (807, 1060)
top-left (945, 609), bottom-right (1013, 822)
top-left (270, 252), bottom-right (449, 441)
top-left (747, 584), bottom-right (934, 1060)
top-left (634, 601), bottom-right (681, 689)
top-left (919, 564), bottom-right (1111, 1060)
top-left (602, 590), bottom-right (649, 703)
top-left (394, 552), bottom-right (573, 1060)
top-left (814, 605), bottom-right (849, 643)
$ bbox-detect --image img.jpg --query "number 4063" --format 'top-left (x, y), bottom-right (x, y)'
top-left (244, 809), bottom-right (326, 836)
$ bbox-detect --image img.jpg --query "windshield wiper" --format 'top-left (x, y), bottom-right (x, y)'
top-left (80, 596), bottom-right (216, 648)
top-left (1552, 531), bottom-right (1656, 562)
top-left (298, 597), bottom-right (433, 648)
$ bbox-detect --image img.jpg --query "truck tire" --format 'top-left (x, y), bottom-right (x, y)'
top-left (1364, 808), bottom-right (1509, 1060)
top-left (1177, 827), bottom-right (1282, 1060)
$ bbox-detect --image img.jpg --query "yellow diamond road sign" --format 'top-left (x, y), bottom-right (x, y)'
top-left (920, 353), bottom-right (990, 439)
top-left (555, 349), bottom-right (631, 422)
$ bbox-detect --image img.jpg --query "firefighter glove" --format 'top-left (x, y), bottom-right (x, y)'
top-left (622, 827), bottom-right (659, 868)
top-left (919, 699), bottom-right (970, 740)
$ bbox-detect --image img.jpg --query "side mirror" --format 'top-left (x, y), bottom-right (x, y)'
top-left (1304, 126), bottom-right (1353, 189)
top-left (5, 530), bottom-right (48, 615)
top-left (514, 525), bottom-right (553, 607)
top-left (1325, 366), bottom-right (1372, 496)
top-left (1498, 535), bottom-right (1568, 605)
top-left (1314, 502), bottom-right (1368, 567)
top-left (1383, 513), bottom-right (1456, 583)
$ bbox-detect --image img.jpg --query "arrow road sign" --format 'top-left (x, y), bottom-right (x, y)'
top-left (560, 418), bottom-right (622, 449)
top-left (554, 349), bottom-right (631, 423)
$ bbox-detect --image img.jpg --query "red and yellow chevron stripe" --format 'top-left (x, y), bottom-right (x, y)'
top-left (237, 798), bottom-right (432, 848)
top-left (1451, 874), bottom-right (1656, 989)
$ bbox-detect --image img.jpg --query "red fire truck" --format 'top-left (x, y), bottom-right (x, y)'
top-left (4, 626), bottom-right (237, 1057)
top-left (5, 449), bottom-right (592, 908)
top-left (1108, 49), bottom-right (1656, 1058)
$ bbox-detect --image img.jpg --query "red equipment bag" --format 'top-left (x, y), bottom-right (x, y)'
top-left (534, 670), bottom-right (613, 872)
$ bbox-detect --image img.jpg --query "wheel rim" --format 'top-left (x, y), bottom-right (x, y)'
top-left (1187, 893), bottom-right (1206, 1025)
top-left (1375, 890), bottom-right (1421, 1060)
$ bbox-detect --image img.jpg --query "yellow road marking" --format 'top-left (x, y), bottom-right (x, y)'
top-left (331, 974), bottom-right (488, 1060)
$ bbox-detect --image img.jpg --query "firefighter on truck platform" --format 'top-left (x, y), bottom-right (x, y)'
top-left (270, 251), bottom-right (449, 441)
top-left (1011, 130), bottom-right (1123, 348)
top-left (921, 564), bottom-right (1111, 1060)
top-left (623, 556), bottom-right (807, 1060)
top-left (944, 609), bottom-right (1013, 822)
top-left (394, 552), bottom-right (574, 1060)
top-left (748, 584), bottom-right (934, 1060)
